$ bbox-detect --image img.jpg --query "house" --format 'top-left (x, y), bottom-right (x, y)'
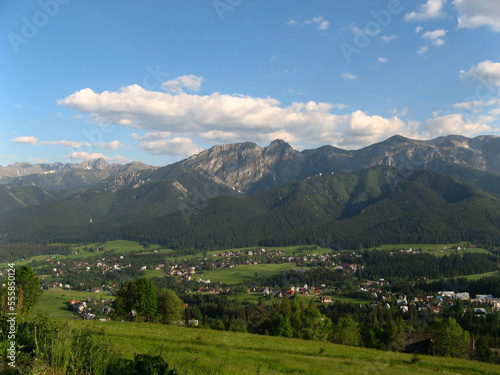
top-left (320, 296), bottom-right (332, 303)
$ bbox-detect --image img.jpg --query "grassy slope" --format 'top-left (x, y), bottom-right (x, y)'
top-left (68, 320), bottom-right (500, 375)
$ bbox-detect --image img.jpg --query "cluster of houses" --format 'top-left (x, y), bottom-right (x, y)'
top-left (42, 255), bottom-right (134, 280)
top-left (68, 297), bottom-right (113, 320)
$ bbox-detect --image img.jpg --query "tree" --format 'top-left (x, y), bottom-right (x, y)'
top-left (432, 317), bottom-right (470, 358)
top-left (157, 288), bottom-right (184, 324)
top-left (15, 266), bottom-right (43, 315)
top-left (474, 336), bottom-right (492, 362)
top-left (332, 315), bottom-right (362, 346)
top-left (113, 278), bottom-right (157, 322)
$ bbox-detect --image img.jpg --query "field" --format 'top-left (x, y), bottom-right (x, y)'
top-left (32, 288), bottom-right (112, 319)
top-left (369, 242), bottom-right (490, 257)
top-left (198, 263), bottom-right (302, 283)
top-left (67, 319), bottom-right (500, 375)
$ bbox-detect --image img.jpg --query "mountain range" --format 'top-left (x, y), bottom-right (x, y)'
top-left (1, 134), bottom-right (500, 247)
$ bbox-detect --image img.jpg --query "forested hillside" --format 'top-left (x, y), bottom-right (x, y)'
top-left (22, 167), bottom-right (500, 250)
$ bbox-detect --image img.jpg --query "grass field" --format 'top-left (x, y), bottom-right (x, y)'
top-left (66, 319), bottom-right (500, 375)
top-left (197, 263), bottom-right (302, 283)
top-left (369, 242), bottom-right (490, 257)
top-left (32, 288), bottom-right (112, 319)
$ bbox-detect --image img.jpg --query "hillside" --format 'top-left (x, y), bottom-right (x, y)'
top-left (72, 320), bottom-right (500, 375)
top-left (0, 171), bottom-right (239, 238)
top-left (22, 167), bottom-right (500, 249)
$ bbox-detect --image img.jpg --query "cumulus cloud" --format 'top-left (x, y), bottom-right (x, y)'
top-left (423, 113), bottom-right (494, 137)
top-left (70, 151), bottom-right (108, 160)
top-left (340, 111), bottom-right (422, 149)
top-left (139, 136), bottom-right (202, 156)
top-left (58, 73), bottom-right (498, 154)
top-left (58, 81), bottom-right (429, 151)
top-left (13, 136), bottom-right (37, 144)
top-left (454, 0), bottom-right (500, 32)
top-left (378, 57), bottom-right (389, 63)
top-left (162, 75), bottom-right (203, 93)
top-left (421, 29), bottom-right (447, 46)
top-left (404, 0), bottom-right (447, 21)
top-left (460, 61), bottom-right (500, 87)
top-left (99, 140), bottom-right (120, 150)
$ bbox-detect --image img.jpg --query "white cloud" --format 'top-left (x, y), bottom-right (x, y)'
top-left (332, 103), bottom-right (349, 110)
top-left (59, 77), bottom-right (498, 153)
top-left (453, 98), bottom-right (497, 110)
top-left (421, 29), bottom-right (447, 46)
top-left (13, 136), bottom-right (37, 144)
top-left (460, 60), bottom-right (500, 87)
top-left (415, 26), bottom-right (423, 34)
top-left (269, 55), bottom-right (279, 63)
top-left (340, 111), bottom-right (422, 149)
top-left (342, 73), bottom-right (357, 81)
top-left (423, 113), bottom-right (494, 137)
top-left (303, 16), bottom-right (330, 31)
top-left (99, 140), bottom-right (120, 150)
top-left (380, 35), bottom-right (397, 43)
top-left (37, 140), bottom-right (120, 150)
top-left (70, 152), bottom-right (108, 160)
top-left (378, 57), bottom-right (389, 63)
top-left (454, 0), bottom-right (500, 32)
top-left (404, 0), bottom-right (447, 21)
top-left (162, 75), bottom-right (204, 93)
top-left (417, 45), bottom-right (429, 54)
top-left (140, 136), bottom-right (202, 156)
top-left (69, 151), bottom-right (129, 162)
top-left (286, 19), bottom-right (297, 26)
top-left (39, 140), bottom-right (90, 148)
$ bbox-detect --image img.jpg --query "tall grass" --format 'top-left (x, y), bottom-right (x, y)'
top-left (1, 314), bottom-right (178, 374)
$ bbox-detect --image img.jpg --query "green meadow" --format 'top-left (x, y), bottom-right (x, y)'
top-left (31, 288), bottom-right (112, 319)
top-left (369, 242), bottom-right (490, 257)
top-left (197, 263), bottom-right (302, 283)
top-left (66, 320), bottom-right (500, 375)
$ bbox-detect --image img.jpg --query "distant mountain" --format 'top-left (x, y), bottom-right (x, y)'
top-left (102, 135), bottom-right (500, 196)
top-left (0, 159), bottom-right (156, 190)
top-left (2, 135), bottom-right (500, 244)
top-left (26, 167), bottom-right (500, 249)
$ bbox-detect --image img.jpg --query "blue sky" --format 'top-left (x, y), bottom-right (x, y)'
top-left (1, 0), bottom-right (500, 166)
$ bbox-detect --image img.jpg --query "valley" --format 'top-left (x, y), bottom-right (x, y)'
top-left (2, 135), bottom-right (500, 373)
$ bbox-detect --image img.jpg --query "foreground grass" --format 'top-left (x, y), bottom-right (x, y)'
top-left (71, 320), bottom-right (500, 375)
